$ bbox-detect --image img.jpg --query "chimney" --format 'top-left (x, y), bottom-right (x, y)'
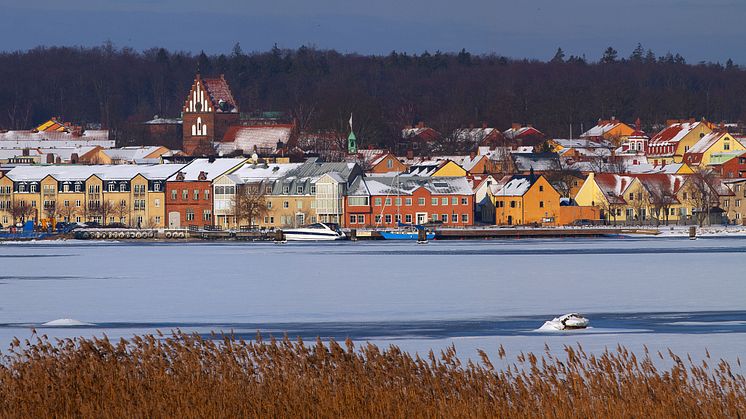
top-left (469, 150), bottom-right (476, 160)
top-left (417, 121), bottom-right (425, 129)
top-left (482, 122), bottom-right (488, 129)
top-left (22, 148), bottom-right (29, 156)
top-left (71, 153), bottom-right (79, 164)
top-left (511, 123), bottom-right (521, 130)
top-left (406, 149), bottom-right (414, 160)
top-left (46, 154), bottom-right (55, 164)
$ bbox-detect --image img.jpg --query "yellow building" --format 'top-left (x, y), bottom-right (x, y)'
top-left (647, 120), bottom-right (714, 164)
top-left (579, 119), bottom-right (635, 144)
top-left (683, 132), bottom-right (745, 168)
top-left (0, 165), bottom-right (183, 228)
top-left (489, 175), bottom-right (560, 225)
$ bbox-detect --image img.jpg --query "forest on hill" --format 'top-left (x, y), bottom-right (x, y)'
top-left (1, 43), bottom-right (745, 147)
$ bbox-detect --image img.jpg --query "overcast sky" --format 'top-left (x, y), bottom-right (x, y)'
top-left (3, 0), bottom-right (744, 63)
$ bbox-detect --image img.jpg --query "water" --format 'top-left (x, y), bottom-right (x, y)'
top-left (1, 237), bottom-right (744, 366)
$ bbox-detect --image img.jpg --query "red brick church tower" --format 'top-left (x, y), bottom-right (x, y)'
top-left (182, 74), bottom-right (240, 155)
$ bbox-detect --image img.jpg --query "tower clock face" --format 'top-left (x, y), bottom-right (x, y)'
top-left (195, 102), bottom-right (202, 112)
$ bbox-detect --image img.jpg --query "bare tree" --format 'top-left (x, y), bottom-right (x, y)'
top-left (232, 183), bottom-right (269, 228)
top-left (686, 169), bottom-right (722, 227)
top-left (57, 204), bottom-right (79, 223)
top-left (90, 199), bottom-right (116, 225)
top-left (646, 182), bottom-right (676, 226)
top-left (114, 200), bottom-right (132, 226)
top-left (545, 158), bottom-right (582, 198)
top-left (8, 201), bottom-right (35, 224)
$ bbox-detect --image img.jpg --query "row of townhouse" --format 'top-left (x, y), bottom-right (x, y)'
top-left (575, 172), bottom-right (737, 225)
top-left (0, 164), bottom-right (185, 228)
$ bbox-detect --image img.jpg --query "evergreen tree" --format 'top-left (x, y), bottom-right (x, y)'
top-left (601, 47), bottom-right (618, 64)
top-left (630, 43), bottom-right (644, 62)
top-left (644, 49), bottom-right (656, 64)
top-left (726, 58), bottom-right (735, 69)
top-left (457, 48), bottom-right (472, 66)
top-left (550, 47), bottom-right (565, 63)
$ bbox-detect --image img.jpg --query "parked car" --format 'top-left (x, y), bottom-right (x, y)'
top-left (572, 219), bottom-right (594, 226)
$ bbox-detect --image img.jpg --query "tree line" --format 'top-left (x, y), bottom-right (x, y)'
top-left (1, 42), bottom-right (745, 149)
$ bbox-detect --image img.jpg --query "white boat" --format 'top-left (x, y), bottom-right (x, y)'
top-left (282, 223), bottom-right (346, 241)
top-left (540, 313), bottom-right (590, 331)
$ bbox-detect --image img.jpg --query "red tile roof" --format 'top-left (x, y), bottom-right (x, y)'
top-left (202, 76), bottom-right (238, 112)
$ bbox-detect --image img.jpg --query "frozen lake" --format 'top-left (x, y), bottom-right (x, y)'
top-left (1, 237), bottom-right (745, 366)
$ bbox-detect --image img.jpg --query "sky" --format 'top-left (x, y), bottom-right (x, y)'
top-left (2, 0), bottom-right (745, 63)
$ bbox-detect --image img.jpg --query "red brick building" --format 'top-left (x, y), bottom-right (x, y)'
top-left (182, 75), bottom-right (240, 155)
top-left (165, 158), bottom-right (246, 228)
top-left (712, 151), bottom-right (746, 179)
top-left (344, 176), bottom-right (474, 228)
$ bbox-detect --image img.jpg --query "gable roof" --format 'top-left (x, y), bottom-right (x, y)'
top-left (217, 125), bottom-right (294, 154)
top-left (168, 158), bottom-right (246, 181)
top-left (362, 176), bottom-right (472, 196)
top-left (649, 121), bottom-right (707, 145)
top-left (201, 75), bottom-right (238, 112)
top-left (579, 120), bottom-right (631, 139)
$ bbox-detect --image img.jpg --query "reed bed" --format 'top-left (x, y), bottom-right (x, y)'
top-left (0, 331), bottom-right (744, 418)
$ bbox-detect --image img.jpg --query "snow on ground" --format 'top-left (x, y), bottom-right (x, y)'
top-left (0, 238), bottom-right (744, 366)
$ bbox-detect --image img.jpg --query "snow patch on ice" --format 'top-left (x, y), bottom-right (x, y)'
top-left (41, 318), bottom-right (95, 327)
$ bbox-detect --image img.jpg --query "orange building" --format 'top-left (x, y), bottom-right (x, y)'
top-left (489, 174), bottom-right (560, 225)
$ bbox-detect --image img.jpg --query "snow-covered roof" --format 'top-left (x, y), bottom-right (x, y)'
top-left (625, 163), bottom-right (685, 174)
top-left (503, 126), bottom-right (543, 140)
top-left (168, 158), bottom-right (247, 181)
top-left (511, 153), bottom-right (559, 172)
top-left (103, 146), bottom-right (168, 162)
top-left (649, 121), bottom-right (706, 145)
top-left (579, 120), bottom-right (627, 138)
top-left (687, 132), bottom-right (734, 155)
top-left (217, 125), bottom-right (293, 154)
top-left (5, 164), bottom-right (185, 182)
top-left (229, 162), bottom-right (302, 183)
top-left (144, 117), bottom-right (182, 125)
top-left (0, 130), bottom-right (113, 148)
top-left (488, 175), bottom-right (538, 197)
top-left (363, 176), bottom-right (472, 196)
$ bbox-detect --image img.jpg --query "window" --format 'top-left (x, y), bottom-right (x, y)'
top-left (724, 199), bottom-right (730, 208)
top-left (452, 197), bottom-right (458, 205)
top-left (629, 193), bottom-right (634, 201)
top-left (405, 198), bottom-right (412, 206)
top-left (461, 197), bottom-right (468, 205)
top-left (172, 190), bottom-right (177, 200)
top-left (63, 200), bottom-right (70, 207)
top-left (155, 216), bottom-right (161, 224)
top-left (510, 201), bottom-right (516, 208)
top-left (385, 214), bottom-right (392, 223)
top-left (186, 209), bottom-right (195, 221)
top-left (154, 183), bottom-right (161, 192)
top-left (349, 197), bottom-right (369, 206)
top-left (432, 198), bottom-right (438, 206)
top-left (387, 159), bottom-right (394, 169)
top-left (395, 214), bottom-right (401, 222)
top-left (395, 198), bottom-right (401, 207)
top-left (682, 192), bottom-right (688, 200)
top-left (297, 201), bottom-right (303, 209)
top-left (357, 215), bottom-right (364, 224)
top-left (154, 199), bottom-right (160, 208)
top-left (310, 185), bottom-right (316, 194)
top-left (119, 183), bottom-right (126, 192)
top-left (375, 198), bottom-right (382, 206)
top-left (75, 200), bottom-right (81, 207)
top-left (296, 185), bottom-right (303, 194)
top-left (539, 201), bottom-right (544, 208)
top-left (539, 185), bottom-right (544, 192)
top-left (431, 214), bottom-right (438, 221)
top-left (441, 214), bottom-right (448, 223)
top-left (724, 141), bottom-right (730, 151)
top-left (375, 215), bottom-right (382, 223)
top-left (462, 214), bottom-right (469, 223)
top-left (736, 199), bottom-right (741, 207)
top-left (283, 201), bottom-right (289, 208)
top-left (267, 201), bottom-right (273, 209)
top-left (74, 184), bottom-right (81, 192)
top-left (350, 215), bottom-right (357, 224)
top-left (30, 184), bottom-right (37, 193)
top-left (626, 208), bottom-right (633, 218)
top-left (108, 183), bottom-right (115, 192)
top-left (385, 198), bottom-right (392, 206)
top-left (203, 210), bottom-right (212, 221)
top-left (452, 213), bottom-right (458, 223)
top-left (405, 214), bottom-right (412, 223)
top-left (282, 185), bottom-right (290, 194)
top-left (442, 198), bottom-right (448, 205)
top-left (19, 184), bottom-right (25, 193)
top-left (418, 198), bottom-right (425, 206)
top-left (182, 190), bottom-right (188, 200)
top-left (193, 190), bottom-right (199, 200)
